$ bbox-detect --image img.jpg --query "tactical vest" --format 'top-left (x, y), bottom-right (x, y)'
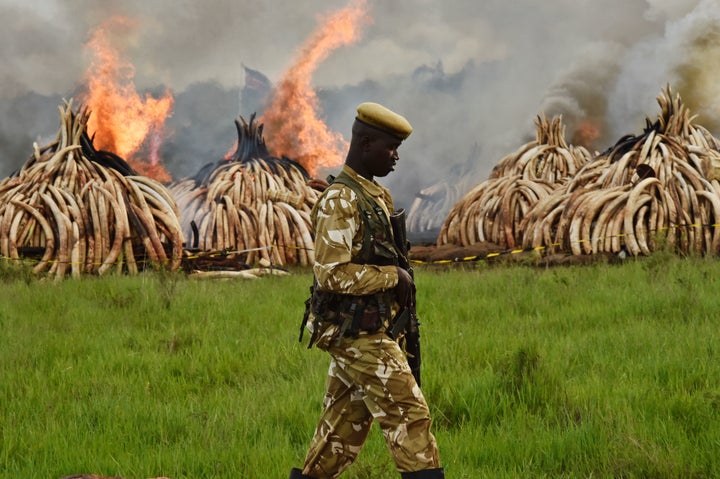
top-left (301, 171), bottom-right (400, 348)
top-left (332, 170), bottom-right (399, 267)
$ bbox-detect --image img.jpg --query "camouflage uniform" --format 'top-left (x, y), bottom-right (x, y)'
top-left (300, 165), bottom-right (441, 479)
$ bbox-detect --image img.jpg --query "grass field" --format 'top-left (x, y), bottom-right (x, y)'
top-left (1, 253), bottom-right (719, 478)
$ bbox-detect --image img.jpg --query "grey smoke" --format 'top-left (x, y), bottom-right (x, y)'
top-left (0, 0), bottom-right (715, 210)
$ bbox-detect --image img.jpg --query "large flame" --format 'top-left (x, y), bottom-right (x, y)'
top-left (261, 0), bottom-right (371, 177)
top-left (81, 16), bottom-right (174, 182)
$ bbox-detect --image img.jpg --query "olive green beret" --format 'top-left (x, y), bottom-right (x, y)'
top-left (355, 102), bottom-right (413, 140)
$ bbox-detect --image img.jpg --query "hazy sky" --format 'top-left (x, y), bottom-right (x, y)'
top-left (1, 0), bottom-right (717, 208)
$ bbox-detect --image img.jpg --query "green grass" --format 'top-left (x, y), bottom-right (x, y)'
top-left (1, 255), bottom-right (720, 478)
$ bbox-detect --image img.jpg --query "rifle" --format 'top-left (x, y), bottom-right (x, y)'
top-left (389, 208), bottom-right (422, 387)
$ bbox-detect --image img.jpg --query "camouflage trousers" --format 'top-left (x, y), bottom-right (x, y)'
top-left (302, 331), bottom-right (440, 478)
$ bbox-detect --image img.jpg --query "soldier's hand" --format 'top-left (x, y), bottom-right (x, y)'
top-left (395, 267), bottom-right (414, 307)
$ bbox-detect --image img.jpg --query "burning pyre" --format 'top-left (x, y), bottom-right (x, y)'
top-left (437, 85), bottom-right (720, 259)
top-left (519, 85), bottom-right (720, 257)
top-left (169, 115), bottom-right (327, 267)
top-left (438, 114), bottom-right (592, 249)
top-left (0, 100), bottom-right (184, 279)
top-left (405, 146), bottom-right (484, 239)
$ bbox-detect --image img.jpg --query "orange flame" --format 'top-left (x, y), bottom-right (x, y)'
top-left (571, 118), bottom-right (602, 149)
top-left (261, 0), bottom-right (371, 177)
top-left (81, 16), bottom-right (174, 182)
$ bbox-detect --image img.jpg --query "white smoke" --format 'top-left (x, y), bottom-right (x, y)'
top-left (0, 0), bottom-right (716, 209)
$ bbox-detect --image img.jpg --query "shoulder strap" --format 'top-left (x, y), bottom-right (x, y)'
top-left (331, 171), bottom-right (395, 264)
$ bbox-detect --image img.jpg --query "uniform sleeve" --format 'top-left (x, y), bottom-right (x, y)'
top-left (312, 186), bottom-right (398, 295)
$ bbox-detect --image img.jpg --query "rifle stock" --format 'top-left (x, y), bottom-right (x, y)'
top-left (389, 208), bottom-right (422, 387)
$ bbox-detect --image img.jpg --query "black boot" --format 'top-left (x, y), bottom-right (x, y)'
top-left (289, 467), bottom-right (316, 479)
top-left (401, 467), bottom-right (445, 479)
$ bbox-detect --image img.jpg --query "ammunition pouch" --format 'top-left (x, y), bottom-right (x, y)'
top-left (301, 286), bottom-right (394, 349)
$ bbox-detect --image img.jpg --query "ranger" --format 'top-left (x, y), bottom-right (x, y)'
top-left (290, 102), bottom-right (444, 479)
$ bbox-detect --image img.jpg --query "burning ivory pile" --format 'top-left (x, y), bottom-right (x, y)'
top-left (0, 100), bottom-right (184, 278)
top-left (169, 115), bottom-right (324, 267)
top-left (406, 145), bottom-right (484, 237)
top-left (518, 86), bottom-right (720, 257)
top-left (437, 114), bottom-right (593, 248)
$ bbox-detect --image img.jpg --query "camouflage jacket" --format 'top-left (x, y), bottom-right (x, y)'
top-left (311, 165), bottom-right (399, 295)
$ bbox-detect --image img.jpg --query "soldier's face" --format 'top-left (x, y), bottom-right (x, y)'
top-left (366, 135), bottom-right (402, 178)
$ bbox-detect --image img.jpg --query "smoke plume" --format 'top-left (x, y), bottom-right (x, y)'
top-left (0, 0), bottom-right (716, 209)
